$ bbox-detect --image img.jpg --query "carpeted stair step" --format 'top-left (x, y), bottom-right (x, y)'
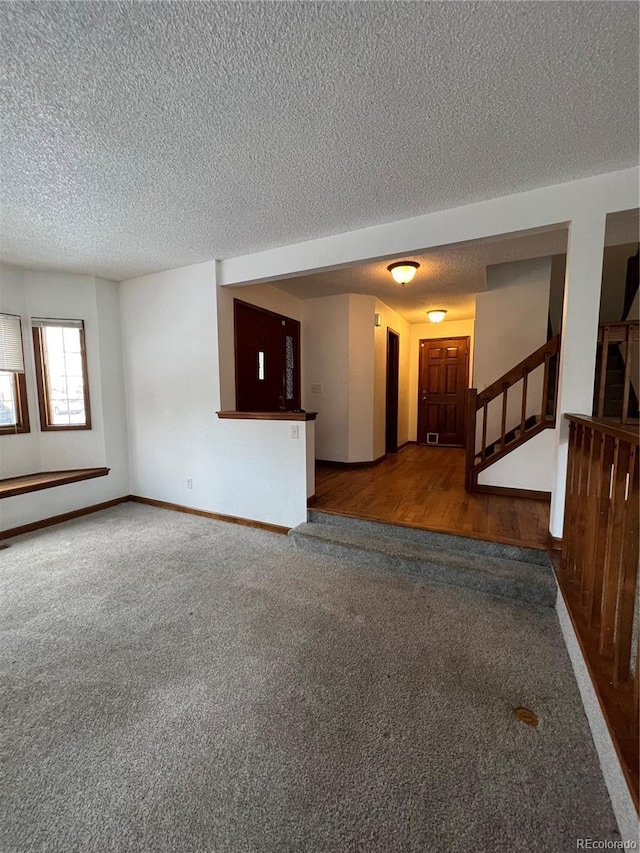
top-left (290, 515), bottom-right (556, 608)
top-left (307, 510), bottom-right (551, 565)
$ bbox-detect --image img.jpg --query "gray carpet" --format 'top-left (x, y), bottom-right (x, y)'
top-left (1, 503), bottom-right (619, 852)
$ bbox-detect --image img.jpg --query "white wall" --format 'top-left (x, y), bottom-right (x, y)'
top-left (121, 262), bottom-right (221, 505)
top-left (120, 261), bottom-right (311, 528)
top-left (217, 281), bottom-right (303, 410)
top-left (373, 299), bottom-right (411, 457)
top-left (301, 293), bottom-right (350, 462)
top-left (472, 258), bottom-right (553, 492)
top-left (475, 260), bottom-right (551, 429)
top-left (600, 242), bottom-right (638, 323)
top-left (302, 292), bottom-right (395, 464)
top-left (213, 418), bottom-right (312, 527)
top-left (0, 265), bottom-right (130, 532)
top-left (550, 214), bottom-right (608, 536)
top-left (408, 318), bottom-right (475, 443)
top-left (477, 429), bottom-right (556, 492)
top-left (348, 294), bottom-right (376, 462)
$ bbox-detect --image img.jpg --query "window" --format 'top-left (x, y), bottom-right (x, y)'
top-left (32, 319), bottom-right (91, 430)
top-left (0, 312), bottom-right (30, 435)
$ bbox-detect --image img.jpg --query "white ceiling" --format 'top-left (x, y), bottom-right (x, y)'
top-left (269, 212), bottom-right (639, 324)
top-left (1, 1), bottom-right (638, 282)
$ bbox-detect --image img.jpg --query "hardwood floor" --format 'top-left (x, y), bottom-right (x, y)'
top-left (314, 445), bottom-right (551, 549)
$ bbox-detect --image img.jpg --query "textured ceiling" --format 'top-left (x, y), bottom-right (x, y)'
top-left (1, 1), bottom-right (638, 281)
top-left (271, 213), bottom-right (640, 324)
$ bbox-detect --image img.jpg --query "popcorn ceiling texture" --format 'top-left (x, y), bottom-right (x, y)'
top-left (0, 1), bottom-right (638, 282)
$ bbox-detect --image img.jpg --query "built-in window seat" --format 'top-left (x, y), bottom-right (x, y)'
top-left (0, 468), bottom-right (109, 499)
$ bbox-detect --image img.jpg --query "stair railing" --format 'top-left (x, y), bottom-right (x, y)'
top-left (556, 414), bottom-right (639, 805)
top-left (465, 334), bottom-right (561, 491)
top-left (595, 321), bottom-right (640, 424)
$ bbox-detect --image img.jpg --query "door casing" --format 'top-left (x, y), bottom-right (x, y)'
top-left (417, 336), bottom-right (470, 447)
top-left (385, 328), bottom-right (400, 453)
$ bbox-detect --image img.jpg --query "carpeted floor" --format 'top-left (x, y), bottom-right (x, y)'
top-left (1, 503), bottom-right (619, 852)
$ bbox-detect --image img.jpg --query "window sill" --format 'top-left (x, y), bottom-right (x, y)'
top-left (0, 467), bottom-right (110, 499)
top-left (0, 426), bottom-right (30, 435)
top-left (217, 411), bottom-right (318, 421)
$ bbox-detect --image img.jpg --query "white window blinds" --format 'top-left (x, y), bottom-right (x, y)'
top-left (0, 313), bottom-right (24, 373)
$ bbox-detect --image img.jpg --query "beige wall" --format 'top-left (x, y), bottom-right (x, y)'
top-left (302, 292), bottom-right (408, 463)
top-left (600, 242), bottom-right (638, 323)
top-left (408, 318), bottom-right (475, 443)
top-left (347, 294), bottom-right (376, 462)
top-left (474, 257), bottom-right (554, 491)
top-left (301, 293), bottom-right (351, 462)
top-left (474, 258), bottom-right (551, 441)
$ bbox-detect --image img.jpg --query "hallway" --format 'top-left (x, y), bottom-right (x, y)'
top-left (314, 445), bottom-right (551, 550)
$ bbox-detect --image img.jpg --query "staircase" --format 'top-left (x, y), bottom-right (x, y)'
top-left (465, 334), bottom-right (560, 492)
top-left (593, 322), bottom-right (639, 422)
top-left (290, 511), bottom-right (556, 608)
top-left (593, 345), bottom-right (636, 418)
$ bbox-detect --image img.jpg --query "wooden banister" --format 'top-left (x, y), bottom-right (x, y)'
top-left (597, 321), bottom-right (640, 345)
top-left (465, 334), bottom-right (561, 492)
top-left (476, 334), bottom-right (560, 409)
top-left (557, 414), bottom-right (639, 806)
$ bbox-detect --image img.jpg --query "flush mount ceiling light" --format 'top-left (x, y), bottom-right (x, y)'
top-left (427, 309), bottom-right (447, 323)
top-left (387, 260), bottom-right (419, 285)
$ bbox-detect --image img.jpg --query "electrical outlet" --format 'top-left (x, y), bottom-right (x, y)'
top-left (186, 477), bottom-right (193, 489)
top-left (310, 383), bottom-right (323, 393)
top-left (290, 425), bottom-right (299, 440)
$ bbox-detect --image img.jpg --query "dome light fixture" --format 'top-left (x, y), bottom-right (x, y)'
top-left (387, 260), bottom-right (420, 285)
top-left (427, 309), bottom-right (447, 324)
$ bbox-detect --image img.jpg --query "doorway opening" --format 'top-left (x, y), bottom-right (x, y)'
top-left (417, 336), bottom-right (470, 447)
top-left (385, 329), bottom-right (400, 453)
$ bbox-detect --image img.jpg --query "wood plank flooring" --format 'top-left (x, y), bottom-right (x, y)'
top-left (314, 445), bottom-right (550, 549)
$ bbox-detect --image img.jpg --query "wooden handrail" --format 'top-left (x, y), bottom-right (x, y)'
top-left (557, 414), bottom-right (639, 805)
top-left (565, 414), bottom-right (639, 445)
top-left (476, 334), bottom-right (560, 408)
top-left (597, 321), bottom-right (640, 345)
top-left (465, 334), bottom-right (561, 491)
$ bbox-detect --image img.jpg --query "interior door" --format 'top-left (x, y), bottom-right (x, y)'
top-left (385, 329), bottom-right (400, 453)
top-left (417, 337), bottom-right (469, 446)
top-left (234, 299), bottom-right (301, 411)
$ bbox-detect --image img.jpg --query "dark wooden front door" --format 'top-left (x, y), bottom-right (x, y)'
top-left (234, 299), bottom-right (301, 411)
top-left (386, 329), bottom-right (400, 452)
top-left (417, 336), bottom-right (469, 447)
